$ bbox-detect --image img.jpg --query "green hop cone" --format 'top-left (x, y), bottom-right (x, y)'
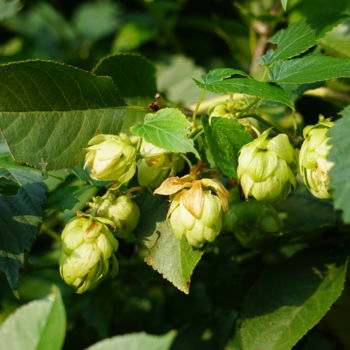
top-left (225, 199), bottom-right (283, 248)
top-left (137, 141), bottom-right (184, 190)
top-left (90, 191), bottom-right (140, 238)
top-left (84, 134), bottom-right (137, 184)
top-left (299, 117), bottom-right (334, 199)
top-left (155, 168), bottom-right (229, 248)
top-left (59, 216), bottom-right (119, 294)
top-left (237, 130), bottom-right (297, 202)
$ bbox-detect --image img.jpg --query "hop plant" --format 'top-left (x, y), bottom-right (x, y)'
top-left (137, 141), bottom-right (184, 190)
top-left (154, 164), bottom-right (229, 248)
top-left (299, 118), bottom-right (334, 199)
top-left (237, 130), bottom-right (297, 202)
top-left (89, 191), bottom-right (140, 238)
top-left (225, 199), bottom-right (283, 248)
top-left (84, 134), bottom-right (137, 184)
top-left (59, 216), bottom-right (119, 294)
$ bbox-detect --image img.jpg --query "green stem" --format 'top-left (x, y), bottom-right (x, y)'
top-left (126, 105), bottom-right (151, 113)
top-left (237, 97), bottom-right (261, 116)
top-left (192, 89), bottom-right (206, 129)
top-left (238, 113), bottom-right (286, 134)
top-left (180, 153), bottom-right (193, 170)
top-left (40, 223), bottom-right (60, 241)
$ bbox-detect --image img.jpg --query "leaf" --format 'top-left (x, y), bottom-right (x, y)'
top-left (131, 108), bottom-right (199, 157)
top-left (144, 221), bottom-right (203, 294)
top-left (0, 60), bottom-right (126, 170)
top-left (0, 153), bottom-right (41, 196)
top-left (0, 287), bottom-right (66, 350)
top-left (157, 55), bottom-right (210, 106)
top-left (280, 0), bottom-right (288, 10)
top-left (93, 53), bottom-right (157, 99)
top-left (328, 105), bottom-right (350, 222)
top-left (72, 1), bottom-right (120, 42)
top-left (86, 330), bottom-right (176, 350)
top-left (240, 250), bottom-right (348, 350)
top-left (196, 77), bottom-right (293, 108)
top-left (200, 68), bottom-right (248, 85)
top-left (202, 117), bottom-right (253, 179)
top-left (269, 55), bottom-right (350, 84)
top-left (0, 0), bottom-right (21, 21)
top-left (0, 168), bottom-right (47, 289)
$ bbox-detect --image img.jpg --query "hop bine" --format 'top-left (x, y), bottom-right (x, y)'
top-left (137, 141), bottom-right (184, 191)
top-left (88, 191), bottom-right (140, 238)
top-left (84, 134), bottom-right (136, 184)
top-left (59, 216), bottom-right (118, 294)
top-left (237, 129), bottom-right (297, 202)
top-left (154, 164), bottom-right (229, 248)
top-left (299, 117), bottom-right (334, 199)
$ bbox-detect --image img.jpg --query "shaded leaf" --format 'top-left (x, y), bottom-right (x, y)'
top-left (131, 108), bottom-right (199, 157)
top-left (145, 221), bottom-right (203, 294)
top-left (241, 250), bottom-right (347, 350)
top-left (202, 117), bottom-right (253, 179)
top-left (328, 104), bottom-right (350, 222)
top-left (0, 60), bottom-right (125, 170)
top-left (0, 287), bottom-right (66, 350)
top-left (0, 169), bottom-right (47, 289)
top-left (86, 330), bottom-right (176, 350)
top-left (93, 53), bottom-right (157, 99)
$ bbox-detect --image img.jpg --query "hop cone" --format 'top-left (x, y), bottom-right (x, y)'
top-left (237, 130), bottom-right (297, 202)
top-left (84, 134), bottom-right (136, 184)
top-left (90, 191), bottom-right (140, 238)
top-left (299, 118), bottom-right (334, 199)
top-left (59, 216), bottom-right (118, 294)
top-left (225, 199), bottom-right (282, 248)
top-left (155, 169), bottom-right (229, 248)
top-left (137, 141), bottom-right (184, 190)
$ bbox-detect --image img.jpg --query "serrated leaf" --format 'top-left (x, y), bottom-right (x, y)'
top-left (196, 77), bottom-right (293, 108)
top-left (269, 55), bottom-right (350, 84)
top-left (0, 60), bottom-right (126, 170)
top-left (202, 117), bottom-right (253, 179)
top-left (131, 108), bottom-right (199, 157)
top-left (144, 221), bottom-right (203, 294)
top-left (241, 250), bottom-right (347, 350)
top-left (86, 330), bottom-right (176, 350)
top-left (258, 10), bottom-right (348, 65)
top-left (93, 53), bottom-right (157, 99)
top-left (0, 169), bottom-right (47, 288)
top-left (0, 287), bottom-right (66, 350)
top-left (328, 105), bottom-right (350, 222)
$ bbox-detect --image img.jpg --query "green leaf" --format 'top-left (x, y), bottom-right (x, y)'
top-left (93, 53), bottom-right (157, 99)
top-left (0, 60), bottom-right (126, 170)
top-left (328, 105), bottom-right (350, 222)
top-left (0, 153), bottom-right (41, 196)
top-left (0, 167), bottom-right (47, 289)
top-left (200, 68), bottom-right (248, 85)
top-left (202, 117), bottom-right (253, 179)
top-left (86, 330), bottom-right (176, 350)
top-left (0, 287), bottom-right (66, 350)
top-left (241, 250), bottom-right (348, 350)
top-left (269, 55), bottom-right (350, 84)
top-left (72, 1), bottom-right (120, 42)
top-left (0, 0), bottom-right (21, 21)
top-left (145, 221), bottom-right (203, 294)
top-left (196, 77), bottom-right (293, 108)
top-left (281, 0), bottom-right (288, 10)
top-left (131, 108), bottom-right (199, 157)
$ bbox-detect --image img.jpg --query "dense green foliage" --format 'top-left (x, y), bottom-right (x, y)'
top-left (1, 0), bottom-right (350, 349)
